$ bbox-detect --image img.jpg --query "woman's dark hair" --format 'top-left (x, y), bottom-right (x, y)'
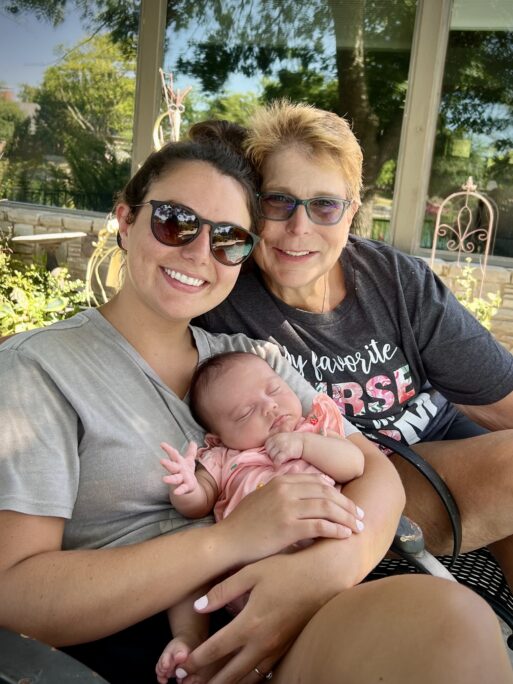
top-left (189, 351), bottom-right (257, 431)
top-left (117, 120), bottom-right (259, 228)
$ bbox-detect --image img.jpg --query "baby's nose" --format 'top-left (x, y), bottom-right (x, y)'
top-left (262, 397), bottom-right (278, 413)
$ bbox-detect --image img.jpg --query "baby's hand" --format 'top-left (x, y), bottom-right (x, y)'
top-left (156, 636), bottom-right (191, 684)
top-left (265, 432), bottom-right (305, 464)
top-left (160, 441), bottom-right (199, 496)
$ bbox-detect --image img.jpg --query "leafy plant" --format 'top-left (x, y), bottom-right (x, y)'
top-left (455, 258), bottom-right (502, 330)
top-left (0, 238), bottom-right (87, 335)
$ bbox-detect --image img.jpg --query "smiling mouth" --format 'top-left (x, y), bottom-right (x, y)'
top-left (163, 268), bottom-right (206, 287)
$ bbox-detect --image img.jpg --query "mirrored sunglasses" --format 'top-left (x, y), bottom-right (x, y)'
top-left (257, 192), bottom-right (352, 226)
top-left (133, 200), bottom-right (260, 266)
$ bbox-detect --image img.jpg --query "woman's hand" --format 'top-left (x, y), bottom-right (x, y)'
top-left (212, 473), bottom-right (364, 568)
top-left (176, 553), bottom-right (329, 684)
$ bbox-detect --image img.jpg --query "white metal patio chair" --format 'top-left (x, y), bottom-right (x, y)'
top-left (430, 176), bottom-right (496, 298)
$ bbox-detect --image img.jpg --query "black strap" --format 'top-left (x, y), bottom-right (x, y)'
top-left (369, 433), bottom-right (462, 567)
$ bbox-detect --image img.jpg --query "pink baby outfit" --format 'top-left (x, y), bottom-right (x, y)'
top-left (197, 393), bottom-right (345, 522)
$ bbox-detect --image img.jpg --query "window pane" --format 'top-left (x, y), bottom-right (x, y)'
top-left (424, 0), bottom-right (513, 258)
top-left (0, 3), bottom-right (139, 212)
top-left (164, 0), bottom-right (417, 240)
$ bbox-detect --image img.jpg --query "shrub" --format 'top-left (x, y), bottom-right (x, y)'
top-left (0, 237), bottom-right (87, 335)
top-left (455, 258), bottom-right (502, 330)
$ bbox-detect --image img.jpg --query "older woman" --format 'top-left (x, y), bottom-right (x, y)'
top-left (197, 101), bottom-right (513, 597)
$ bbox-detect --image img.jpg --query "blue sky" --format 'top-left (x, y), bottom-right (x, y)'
top-left (0, 8), bottom-right (85, 95)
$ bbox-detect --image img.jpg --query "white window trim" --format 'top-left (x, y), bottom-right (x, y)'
top-left (391, 0), bottom-right (453, 255)
top-left (131, 0), bottom-right (168, 173)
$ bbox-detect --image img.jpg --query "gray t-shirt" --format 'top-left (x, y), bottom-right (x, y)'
top-left (197, 236), bottom-right (513, 445)
top-left (1, 308), bottom-right (352, 550)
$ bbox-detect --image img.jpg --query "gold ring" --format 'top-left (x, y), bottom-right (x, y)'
top-left (254, 667), bottom-right (273, 680)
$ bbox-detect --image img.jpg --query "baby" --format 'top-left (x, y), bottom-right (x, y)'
top-left (156, 351), bottom-right (365, 683)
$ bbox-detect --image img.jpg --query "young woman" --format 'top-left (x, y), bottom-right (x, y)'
top-left (198, 101), bottom-right (513, 597)
top-left (1, 126), bottom-right (511, 684)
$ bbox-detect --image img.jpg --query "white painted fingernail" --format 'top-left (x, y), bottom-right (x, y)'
top-left (194, 595), bottom-right (208, 610)
top-left (176, 667), bottom-right (188, 678)
top-left (356, 519), bottom-right (365, 531)
top-left (356, 506), bottom-right (365, 519)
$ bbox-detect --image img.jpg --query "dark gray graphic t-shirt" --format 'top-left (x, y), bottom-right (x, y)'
top-left (197, 236), bottom-right (513, 445)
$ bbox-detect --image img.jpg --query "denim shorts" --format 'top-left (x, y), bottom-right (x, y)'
top-left (431, 409), bottom-right (490, 441)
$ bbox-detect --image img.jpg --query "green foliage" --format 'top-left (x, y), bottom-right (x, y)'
top-left (261, 69), bottom-right (339, 111)
top-left (1, 0), bottom-right (68, 25)
top-left (455, 258), bottom-right (502, 330)
top-left (165, 0), bottom-right (416, 199)
top-left (0, 238), bottom-right (87, 334)
top-left (1, 33), bottom-right (134, 211)
top-left (6, 0), bottom-right (513, 224)
top-left (375, 159), bottom-right (397, 193)
top-left (180, 91), bottom-right (260, 130)
top-left (429, 29), bottom-right (513, 202)
top-left (2, 0), bottom-right (416, 208)
top-left (0, 98), bottom-right (27, 150)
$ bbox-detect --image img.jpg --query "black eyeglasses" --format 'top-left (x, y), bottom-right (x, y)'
top-left (133, 200), bottom-right (260, 266)
top-left (257, 192), bottom-right (352, 226)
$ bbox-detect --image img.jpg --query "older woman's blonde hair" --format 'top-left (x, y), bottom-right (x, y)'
top-left (245, 100), bottom-right (363, 203)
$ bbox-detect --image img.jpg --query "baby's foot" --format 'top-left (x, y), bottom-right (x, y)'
top-left (156, 636), bottom-right (191, 684)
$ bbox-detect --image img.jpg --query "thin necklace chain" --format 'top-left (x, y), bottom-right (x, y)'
top-left (321, 274), bottom-right (328, 314)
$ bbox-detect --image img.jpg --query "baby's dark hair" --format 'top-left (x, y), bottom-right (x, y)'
top-left (189, 351), bottom-right (261, 431)
top-left (116, 119), bottom-right (259, 228)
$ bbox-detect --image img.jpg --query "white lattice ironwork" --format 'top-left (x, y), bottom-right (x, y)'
top-left (429, 177), bottom-right (495, 297)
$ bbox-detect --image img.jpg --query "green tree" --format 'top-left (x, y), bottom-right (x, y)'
top-left (1, 0), bottom-right (417, 202)
top-left (262, 69), bottom-right (339, 112)
top-left (1, 0), bottom-right (139, 57)
top-left (167, 0), bottom-right (416, 203)
top-left (6, 1), bottom-right (513, 219)
top-left (430, 29), bottom-right (513, 197)
top-left (0, 98), bottom-right (26, 151)
top-left (155, 90), bottom-right (259, 135)
top-left (3, 33), bottom-right (135, 210)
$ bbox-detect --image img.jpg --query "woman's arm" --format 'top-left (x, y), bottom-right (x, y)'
top-left (455, 390), bottom-right (513, 431)
top-left (0, 473), bottom-right (361, 647)
top-left (181, 437), bottom-right (405, 683)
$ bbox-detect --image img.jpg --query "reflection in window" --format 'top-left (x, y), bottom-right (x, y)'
top-left (0, 3), bottom-right (139, 212)
top-left (164, 0), bottom-right (416, 241)
top-left (425, 0), bottom-right (513, 258)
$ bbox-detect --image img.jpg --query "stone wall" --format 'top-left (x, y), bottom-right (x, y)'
top-left (2, 199), bottom-right (513, 351)
top-left (0, 200), bottom-right (114, 282)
